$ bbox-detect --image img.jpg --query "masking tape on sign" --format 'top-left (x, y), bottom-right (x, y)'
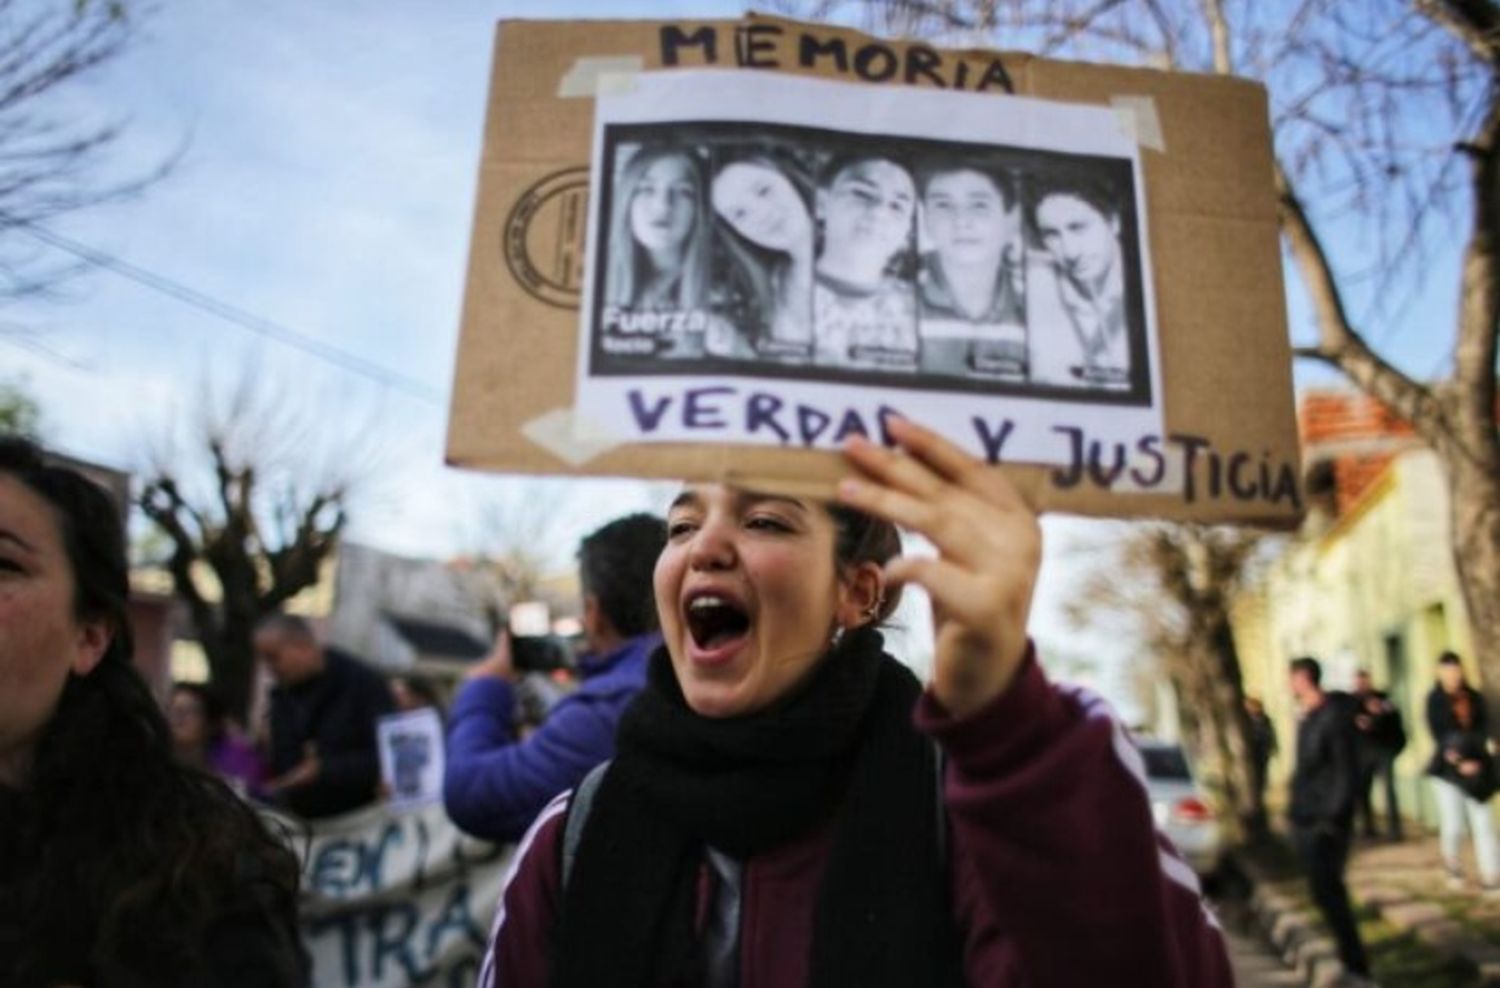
top-left (1109, 95), bottom-right (1166, 153)
top-left (558, 56), bottom-right (645, 98)
top-left (520, 407), bottom-right (624, 466)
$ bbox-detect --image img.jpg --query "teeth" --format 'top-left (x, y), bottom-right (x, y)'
top-left (689, 595), bottom-right (727, 611)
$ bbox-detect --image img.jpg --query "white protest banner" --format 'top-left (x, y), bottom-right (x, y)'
top-left (270, 802), bottom-right (511, 988)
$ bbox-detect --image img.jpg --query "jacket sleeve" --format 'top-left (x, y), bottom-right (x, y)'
top-left (1324, 702), bottom-right (1358, 820)
top-left (444, 679), bottom-right (621, 842)
top-left (479, 793), bottom-right (568, 988)
top-left (914, 648), bottom-right (1232, 988)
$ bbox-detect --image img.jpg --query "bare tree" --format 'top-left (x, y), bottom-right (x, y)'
top-left (1067, 523), bottom-right (1271, 838)
top-left (466, 482), bottom-right (580, 609)
top-left (137, 371), bottom-right (371, 722)
top-left (817, 0), bottom-right (1500, 716)
top-left (0, 0), bottom-right (170, 300)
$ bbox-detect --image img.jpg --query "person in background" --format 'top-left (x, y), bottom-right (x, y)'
top-left (254, 613), bottom-right (395, 819)
top-left (480, 420), bottom-right (1230, 987)
top-left (391, 674), bottom-right (443, 715)
top-left (1245, 694), bottom-right (1277, 820)
top-left (1426, 651), bottom-right (1500, 892)
top-left (444, 513), bottom-right (667, 843)
top-left (1287, 656), bottom-right (1370, 981)
top-left (169, 680), bottom-right (266, 797)
top-left (0, 437), bottom-right (307, 987)
top-left (1352, 668), bottom-right (1406, 840)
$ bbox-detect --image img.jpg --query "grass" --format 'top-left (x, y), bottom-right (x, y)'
top-left (1236, 839), bottom-right (1484, 987)
top-left (1352, 906), bottom-right (1482, 987)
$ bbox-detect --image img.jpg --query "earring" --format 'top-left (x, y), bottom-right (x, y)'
top-left (862, 591), bottom-right (884, 624)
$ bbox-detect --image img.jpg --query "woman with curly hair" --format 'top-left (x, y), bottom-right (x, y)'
top-left (0, 436), bottom-right (308, 987)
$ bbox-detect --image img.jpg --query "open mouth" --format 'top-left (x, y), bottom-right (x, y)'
top-left (684, 593), bottom-right (751, 654)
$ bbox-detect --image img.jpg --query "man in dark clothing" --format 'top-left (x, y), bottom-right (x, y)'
top-left (256, 613), bottom-right (395, 819)
top-left (1288, 656), bottom-right (1371, 981)
top-left (1353, 668), bottom-right (1407, 839)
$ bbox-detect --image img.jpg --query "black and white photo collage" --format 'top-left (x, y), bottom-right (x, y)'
top-left (588, 121), bottom-right (1153, 405)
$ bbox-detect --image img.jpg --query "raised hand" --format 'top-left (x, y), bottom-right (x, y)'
top-left (837, 417), bottom-right (1041, 719)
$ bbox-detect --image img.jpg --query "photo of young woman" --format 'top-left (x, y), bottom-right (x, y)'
top-left (915, 158), bottom-right (1027, 380)
top-left (602, 143), bottom-right (711, 359)
top-left (812, 154), bottom-right (920, 371)
top-left (707, 149), bottom-right (816, 361)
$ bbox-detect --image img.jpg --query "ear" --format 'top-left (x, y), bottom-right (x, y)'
top-left (70, 618), bottom-right (112, 678)
top-left (581, 593), bottom-right (603, 636)
top-left (834, 561), bottom-right (885, 629)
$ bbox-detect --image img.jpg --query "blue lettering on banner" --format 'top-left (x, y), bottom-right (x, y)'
top-left (306, 881), bottom-right (487, 987)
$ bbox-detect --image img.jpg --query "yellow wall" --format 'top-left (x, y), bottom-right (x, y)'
top-left (1232, 448), bottom-right (1475, 825)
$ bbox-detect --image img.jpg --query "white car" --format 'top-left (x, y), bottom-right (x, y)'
top-left (1137, 739), bottom-right (1223, 876)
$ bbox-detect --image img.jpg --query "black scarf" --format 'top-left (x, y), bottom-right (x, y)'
top-left (551, 626), bottom-right (962, 987)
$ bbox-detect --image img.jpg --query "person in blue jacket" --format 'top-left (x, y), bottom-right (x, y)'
top-left (444, 513), bottom-right (667, 842)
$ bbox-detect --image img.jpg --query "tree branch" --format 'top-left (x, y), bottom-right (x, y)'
top-left (1418, 0), bottom-right (1500, 66)
top-left (1453, 79), bottom-right (1500, 463)
top-left (1275, 159), bottom-right (1447, 439)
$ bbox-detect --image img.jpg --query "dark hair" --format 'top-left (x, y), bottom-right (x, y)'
top-left (255, 611), bottom-right (318, 644)
top-left (1289, 655), bottom-right (1322, 686)
top-left (1026, 170), bottom-right (1121, 233)
top-left (914, 156), bottom-right (1017, 210)
top-left (1438, 650), bottom-right (1463, 668)
top-left (827, 504), bottom-right (904, 624)
top-left (171, 681), bottom-right (230, 743)
top-left (393, 674), bottom-right (441, 709)
top-left (0, 437), bottom-right (303, 985)
top-left (578, 513), bottom-right (668, 638)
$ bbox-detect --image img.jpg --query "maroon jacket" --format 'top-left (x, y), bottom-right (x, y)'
top-left (480, 651), bottom-right (1233, 987)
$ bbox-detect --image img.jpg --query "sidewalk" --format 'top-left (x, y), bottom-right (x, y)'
top-left (1242, 834), bottom-right (1500, 987)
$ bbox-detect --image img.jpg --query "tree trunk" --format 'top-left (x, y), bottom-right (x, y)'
top-left (1448, 455), bottom-right (1500, 726)
top-left (209, 613), bottom-right (259, 729)
top-left (1201, 615), bottom-right (1264, 842)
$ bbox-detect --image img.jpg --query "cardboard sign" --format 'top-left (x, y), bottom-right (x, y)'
top-left (447, 14), bottom-right (1302, 525)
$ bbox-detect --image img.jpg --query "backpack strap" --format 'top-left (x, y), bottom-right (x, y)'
top-left (562, 760), bottom-right (611, 889)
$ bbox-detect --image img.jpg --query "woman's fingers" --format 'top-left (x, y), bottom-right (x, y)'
top-left (883, 555), bottom-right (997, 628)
top-left (842, 432), bottom-right (946, 500)
top-left (884, 555), bottom-right (1031, 716)
top-left (837, 474), bottom-right (990, 568)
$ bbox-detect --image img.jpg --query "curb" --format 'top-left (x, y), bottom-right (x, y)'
top-left (1240, 854), bottom-right (1348, 987)
top-left (1237, 849), bottom-right (1500, 988)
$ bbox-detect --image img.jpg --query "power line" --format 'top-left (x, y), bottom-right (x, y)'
top-left (9, 219), bottom-right (448, 405)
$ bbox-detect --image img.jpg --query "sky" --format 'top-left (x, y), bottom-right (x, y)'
top-left (0, 0), bottom-right (1468, 718)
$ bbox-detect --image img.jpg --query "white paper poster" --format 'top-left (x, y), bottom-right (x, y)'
top-left (573, 69), bottom-right (1163, 467)
top-left (376, 708), bottom-right (445, 810)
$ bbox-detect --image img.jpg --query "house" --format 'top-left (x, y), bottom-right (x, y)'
top-left (1232, 388), bottom-right (1476, 826)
